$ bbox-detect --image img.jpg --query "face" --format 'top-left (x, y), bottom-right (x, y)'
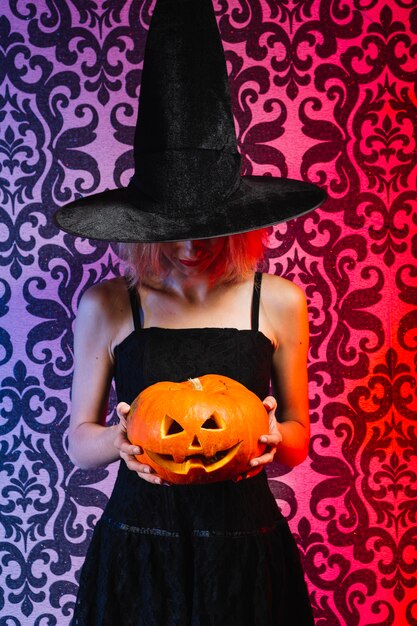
top-left (161, 237), bottom-right (226, 276)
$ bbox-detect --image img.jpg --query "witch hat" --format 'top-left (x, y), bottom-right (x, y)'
top-left (54, 0), bottom-right (326, 242)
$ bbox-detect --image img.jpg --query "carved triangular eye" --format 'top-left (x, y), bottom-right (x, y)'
top-left (162, 415), bottom-right (184, 437)
top-left (201, 413), bottom-right (225, 430)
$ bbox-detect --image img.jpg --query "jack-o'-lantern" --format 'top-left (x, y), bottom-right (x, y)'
top-left (127, 374), bottom-right (269, 484)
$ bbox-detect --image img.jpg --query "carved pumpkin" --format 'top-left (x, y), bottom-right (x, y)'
top-left (127, 374), bottom-right (269, 484)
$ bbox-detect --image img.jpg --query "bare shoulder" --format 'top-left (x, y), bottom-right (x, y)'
top-left (77, 277), bottom-right (128, 319)
top-left (77, 278), bottom-right (129, 321)
top-left (75, 277), bottom-right (133, 351)
top-left (261, 272), bottom-right (307, 316)
top-left (258, 273), bottom-right (308, 349)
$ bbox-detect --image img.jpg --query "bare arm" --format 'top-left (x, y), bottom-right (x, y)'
top-left (67, 282), bottom-right (123, 469)
top-left (270, 279), bottom-right (310, 466)
top-left (67, 280), bottom-right (168, 485)
top-left (250, 276), bottom-right (310, 469)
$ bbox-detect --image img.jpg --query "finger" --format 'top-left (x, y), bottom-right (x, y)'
top-left (250, 449), bottom-right (277, 467)
top-left (119, 451), bottom-right (152, 473)
top-left (233, 465), bottom-right (262, 482)
top-left (260, 434), bottom-right (282, 446)
top-left (244, 466), bottom-right (263, 479)
top-left (116, 402), bottom-right (130, 428)
top-left (263, 396), bottom-right (277, 414)
top-left (120, 441), bottom-right (144, 456)
top-left (138, 472), bottom-right (170, 486)
top-left (114, 432), bottom-right (143, 455)
top-left (116, 401), bottom-right (130, 415)
top-left (119, 450), bottom-right (170, 486)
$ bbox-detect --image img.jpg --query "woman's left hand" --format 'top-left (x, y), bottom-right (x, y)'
top-left (249, 396), bottom-right (283, 470)
top-left (234, 396), bottom-right (282, 482)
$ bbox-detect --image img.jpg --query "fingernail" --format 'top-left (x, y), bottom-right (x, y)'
top-left (251, 460), bottom-right (259, 467)
top-left (260, 436), bottom-right (267, 443)
top-left (154, 478), bottom-right (162, 484)
top-left (133, 447), bottom-right (141, 454)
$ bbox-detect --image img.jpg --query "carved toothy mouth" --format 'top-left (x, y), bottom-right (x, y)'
top-left (145, 441), bottom-right (242, 475)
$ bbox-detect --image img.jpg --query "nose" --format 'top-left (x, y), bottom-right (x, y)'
top-left (178, 240), bottom-right (206, 257)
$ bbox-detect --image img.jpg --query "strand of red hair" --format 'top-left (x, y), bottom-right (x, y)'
top-left (119, 229), bottom-right (269, 288)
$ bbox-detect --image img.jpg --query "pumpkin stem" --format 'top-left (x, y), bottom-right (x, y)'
top-left (188, 377), bottom-right (203, 391)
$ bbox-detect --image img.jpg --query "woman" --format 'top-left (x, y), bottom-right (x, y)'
top-left (67, 231), bottom-right (314, 625)
top-left (56, 1), bottom-right (325, 622)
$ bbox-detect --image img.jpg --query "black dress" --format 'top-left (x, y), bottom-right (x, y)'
top-left (71, 273), bottom-right (315, 626)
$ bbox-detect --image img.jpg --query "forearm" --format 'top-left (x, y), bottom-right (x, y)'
top-left (68, 421), bottom-right (121, 469)
top-left (274, 419), bottom-right (309, 467)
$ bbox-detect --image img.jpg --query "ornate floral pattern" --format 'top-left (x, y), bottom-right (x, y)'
top-left (0, 0), bottom-right (416, 624)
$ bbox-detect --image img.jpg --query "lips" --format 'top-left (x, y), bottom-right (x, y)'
top-left (178, 257), bottom-right (206, 267)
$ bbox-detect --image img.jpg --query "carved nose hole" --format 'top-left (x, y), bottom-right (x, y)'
top-left (201, 413), bottom-right (225, 430)
top-left (190, 435), bottom-right (201, 449)
top-left (162, 415), bottom-right (184, 437)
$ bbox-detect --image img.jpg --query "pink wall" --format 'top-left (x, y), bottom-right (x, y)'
top-left (0, 0), bottom-right (416, 624)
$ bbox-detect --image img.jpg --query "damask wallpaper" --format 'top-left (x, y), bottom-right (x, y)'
top-left (1, 0), bottom-right (416, 625)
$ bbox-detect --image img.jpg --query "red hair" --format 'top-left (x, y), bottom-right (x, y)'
top-left (119, 230), bottom-right (268, 288)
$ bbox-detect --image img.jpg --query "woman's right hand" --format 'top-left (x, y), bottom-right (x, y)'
top-left (114, 402), bottom-right (168, 485)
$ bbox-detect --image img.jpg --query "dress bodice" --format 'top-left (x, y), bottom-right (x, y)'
top-left (113, 273), bottom-right (274, 404)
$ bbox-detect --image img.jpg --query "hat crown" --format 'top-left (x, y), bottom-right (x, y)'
top-left (132, 0), bottom-right (239, 207)
top-left (131, 150), bottom-right (241, 213)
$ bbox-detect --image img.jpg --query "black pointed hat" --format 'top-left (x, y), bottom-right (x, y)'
top-left (55, 0), bottom-right (326, 242)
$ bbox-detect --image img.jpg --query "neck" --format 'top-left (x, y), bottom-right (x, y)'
top-left (160, 270), bottom-right (221, 305)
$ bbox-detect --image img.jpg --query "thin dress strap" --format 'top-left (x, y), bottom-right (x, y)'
top-left (127, 282), bottom-right (143, 330)
top-left (251, 272), bottom-right (262, 332)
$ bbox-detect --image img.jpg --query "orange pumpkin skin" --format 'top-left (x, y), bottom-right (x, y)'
top-left (126, 374), bottom-right (269, 484)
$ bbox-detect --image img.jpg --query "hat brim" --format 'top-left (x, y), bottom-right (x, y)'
top-left (54, 176), bottom-right (326, 242)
